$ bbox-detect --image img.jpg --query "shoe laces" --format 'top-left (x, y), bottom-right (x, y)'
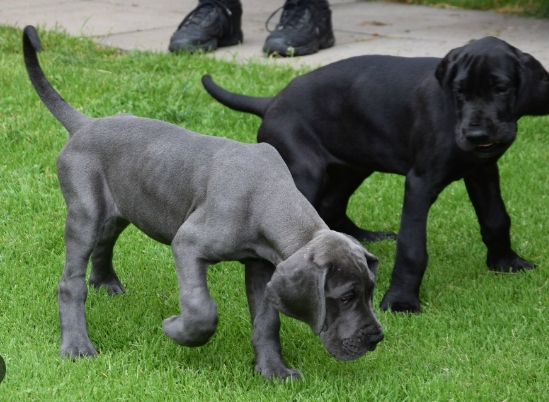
top-left (265, 0), bottom-right (311, 33)
top-left (177, 0), bottom-right (233, 32)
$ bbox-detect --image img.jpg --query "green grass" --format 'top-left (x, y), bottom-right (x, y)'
top-left (375, 0), bottom-right (549, 17)
top-left (1, 25), bottom-right (548, 400)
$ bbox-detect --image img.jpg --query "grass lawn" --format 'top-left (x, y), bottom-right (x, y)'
top-left (1, 26), bottom-right (548, 400)
top-left (376, 0), bottom-right (549, 17)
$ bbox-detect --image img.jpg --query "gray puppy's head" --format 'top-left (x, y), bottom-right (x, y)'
top-left (435, 36), bottom-right (549, 158)
top-left (265, 230), bottom-right (383, 361)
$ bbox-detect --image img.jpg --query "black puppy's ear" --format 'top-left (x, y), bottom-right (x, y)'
top-left (265, 251), bottom-right (327, 335)
top-left (516, 50), bottom-right (549, 116)
top-left (435, 47), bottom-right (462, 92)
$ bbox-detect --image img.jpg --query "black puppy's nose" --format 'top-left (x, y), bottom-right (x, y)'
top-left (463, 128), bottom-right (490, 145)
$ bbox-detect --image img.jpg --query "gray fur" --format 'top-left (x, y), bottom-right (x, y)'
top-left (23, 26), bottom-right (383, 380)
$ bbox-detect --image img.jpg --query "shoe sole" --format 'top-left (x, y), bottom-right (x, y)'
top-left (169, 31), bottom-right (243, 54)
top-left (219, 30), bottom-right (243, 47)
top-left (263, 30), bottom-right (335, 57)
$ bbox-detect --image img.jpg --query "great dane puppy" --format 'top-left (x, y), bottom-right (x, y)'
top-left (23, 26), bottom-right (383, 380)
top-left (202, 37), bottom-right (549, 313)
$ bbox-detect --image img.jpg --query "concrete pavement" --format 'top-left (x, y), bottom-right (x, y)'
top-left (1, 0), bottom-right (548, 67)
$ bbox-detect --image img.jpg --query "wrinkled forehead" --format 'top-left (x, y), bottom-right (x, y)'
top-left (323, 258), bottom-right (376, 300)
top-left (324, 266), bottom-right (364, 295)
top-left (310, 234), bottom-right (365, 267)
top-left (454, 49), bottom-right (519, 87)
top-left (321, 255), bottom-right (376, 294)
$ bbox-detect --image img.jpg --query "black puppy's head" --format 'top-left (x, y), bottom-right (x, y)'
top-left (265, 230), bottom-right (383, 361)
top-left (436, 37), bottom-right (549, 157)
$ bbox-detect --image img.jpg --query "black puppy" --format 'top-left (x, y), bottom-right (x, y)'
top-left (203, 37), bottom-right (549, 313)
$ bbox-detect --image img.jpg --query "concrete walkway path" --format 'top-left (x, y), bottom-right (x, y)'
top-left (1, 0), bottom-right (547, 66)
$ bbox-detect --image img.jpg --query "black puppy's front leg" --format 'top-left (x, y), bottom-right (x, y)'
top-left (244, 259), bottom-right (300, 380)
top-left (380, 170), bottom-right (439, 313)
top-left (464, 165), bottom-right (535, 272)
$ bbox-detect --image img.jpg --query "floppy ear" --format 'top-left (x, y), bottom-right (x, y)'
top-left (343, 234), bottom-right (379, 282)
top-left (516, 51), bottom-right (549, 116)
top-left (363, 248), bottom-right (379, 282)
top-left (265, 251), bottom-right (327, 335)
top-left (363, 248), bottom-right (379, 304)
top-left (435, 48), bottom-right (461, 92)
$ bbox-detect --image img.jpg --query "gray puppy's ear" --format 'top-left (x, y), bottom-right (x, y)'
top-left (363, 248), bottom-right (379, 281)
top-left (265, 251), bottom-right (327, 335)
top-left (343, 234), bottom-right (379, 281)
top-left (363, 248), bottom-right (379, 304)
top-left (515, 50), bottom-right (549, 116)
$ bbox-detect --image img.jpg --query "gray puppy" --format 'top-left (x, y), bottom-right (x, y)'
top-left (22, 26), bottom-right (383, 380)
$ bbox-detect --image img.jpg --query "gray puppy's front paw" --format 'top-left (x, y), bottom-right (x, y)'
top-left (60, 338), bottom-right (97, 360)
top-left (255, 362), bottom-right (301, 381)
top-left (162, 315), bottom-right (215, 347)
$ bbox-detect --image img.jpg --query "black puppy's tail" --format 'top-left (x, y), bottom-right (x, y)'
top-left (202, 75), bottom-right (272, 118)
top-left (23, 26), bottom-right (90, 134)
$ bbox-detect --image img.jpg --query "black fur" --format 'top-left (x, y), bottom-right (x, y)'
top-left (203, 37), bottom-right (549, 312)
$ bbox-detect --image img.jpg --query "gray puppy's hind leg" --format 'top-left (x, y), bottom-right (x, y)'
top-left (162, 227), bottom-right (218, 347)
top-left (57, 157), bottom-right (115, 358)
top-left (244, 259), bottom-right (300, 380)
top-left (58, 209), bottom-right (105, 359)
top-left (89, 217), bottom-right (129, 294)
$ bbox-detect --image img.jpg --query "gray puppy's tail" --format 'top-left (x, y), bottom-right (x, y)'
top-left (202, 75), bottom-right (272, 118)
top-left (23, 26), bottom-right (90, 134)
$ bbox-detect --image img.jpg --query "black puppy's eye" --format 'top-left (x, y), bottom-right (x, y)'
top-left (455, 87), bottom-right (465, 100)
top-left (494, 86), bottom-right (508, 95)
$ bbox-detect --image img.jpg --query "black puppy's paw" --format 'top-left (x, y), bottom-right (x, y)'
top-left (329, 217), bottom-right (397, 242)
top-left (487, 254), bottom-right (536, 273)
top-left (355, 230), bottom-right (397, 243)
top-left (379, 289), bottom-right (420, 313)
top-left (89, 274), bottom-right (126, 295)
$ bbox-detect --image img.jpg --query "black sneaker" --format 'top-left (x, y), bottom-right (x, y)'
top-left (169, 0), bottom-right (243, 53)
top-left (263, 0), bottom-right (335, 57)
